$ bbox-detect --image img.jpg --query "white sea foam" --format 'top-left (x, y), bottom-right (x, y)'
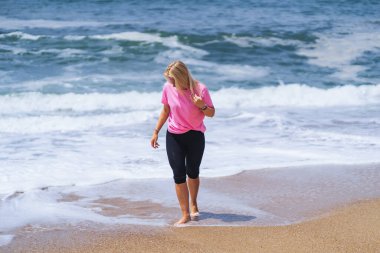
top-left (213, 83), bottom-right (380, 108)
top-left (33, 48), bottom-right (87, 58)
top-left (190, 59), bottom-right (270, 81)
top-left (0, 234), bottom-right (14, 247)
top-left (0, 86), bottom-right (380, 233)
top-left (0, 91), bottom-right (160, 114)
top-left (1, 84), bottom-right (379, 116)
top-left (0, 85), bottom-right (379, 230)
top-left (63, 35), bottom-right (86, 40)
top-left (101, 45), bottom-right (124, 55)
top-left (222, 31), bottom-right (380, 81)
top-left (0, 188), bottom-right (167, 233)
top-left (1, 72), bottom-right (161, 91)
top-left (0, 31), bottom-right (42, 40)
top-left (0, 42), bottom-right (86, 58)
top-left (223, 34), bottom-right (302, 48)
top-left (90, 31), bottom-right (208, 56)
top-left (298, 31), bottom-right (380, 80)
top-left (0, 44), bottom-right (27, 54)
top-left (55, 48), bottom-right (86, 58)
top-left (155, 49), bottom-right (269, 81)
top-left (0, 111), bottom-right (157, 134)
top-left (0, 130), bottom-right (171, 194)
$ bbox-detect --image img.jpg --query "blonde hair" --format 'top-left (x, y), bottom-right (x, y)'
top-left (164, 60), bottom-right (199, 95)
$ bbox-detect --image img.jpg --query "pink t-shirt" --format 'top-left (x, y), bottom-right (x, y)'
top-left (161, 81), bottom-right (214, 134)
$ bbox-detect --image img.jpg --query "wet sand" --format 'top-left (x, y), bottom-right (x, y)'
top-left (3, 198), bottom-right (380, 253)
top-left (2, 164), bottom-right (380, 252)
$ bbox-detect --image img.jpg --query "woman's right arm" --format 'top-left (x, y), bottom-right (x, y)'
top-left (150, 104), bottom-right (170, 149)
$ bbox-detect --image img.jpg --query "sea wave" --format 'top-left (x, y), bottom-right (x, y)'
top-left (223, 34), bottom-right (303, 48)
top-left (0, 31), bottom-right (42, 40)
top-left (154, 49), bottom-right (270, 81)
top-left (214, 83), bottom-right (380, 108)
top-left (0, 91), bottom-right (160, 114)
top-left (0, 30), bottom-right (209, 57)
top-left (91, 31), bottom-right (208, 55)
top-left (297, 31), bottom-right (380, 80)
top-left (1, 83), bottom-right (379, 115)
top-left (0, 111), bottom-right (156, 134)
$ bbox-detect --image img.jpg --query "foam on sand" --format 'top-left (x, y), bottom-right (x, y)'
top-left (0, 235), bottom-right (14, 247)
top-left (1, 164), bottom-right (379, 248)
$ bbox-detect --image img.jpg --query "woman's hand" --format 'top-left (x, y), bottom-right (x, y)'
top-left (150, 132), bottom-right (160, 149)
top-left (191, 94), bottom-right (206, 109)
top-left (150, 105), bottom-right (170, 149)
top-left (191, 93), bottom-right (215, 117)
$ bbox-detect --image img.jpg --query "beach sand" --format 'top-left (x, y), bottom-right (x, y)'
top-left (2, 164), bottom-right (380, 252)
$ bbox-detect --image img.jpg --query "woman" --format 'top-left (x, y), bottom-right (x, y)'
top-left (150, 60), bottom-right (215, 226)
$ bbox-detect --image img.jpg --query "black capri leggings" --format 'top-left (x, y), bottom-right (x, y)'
top-left (166, 130), bottom-right (205, 184)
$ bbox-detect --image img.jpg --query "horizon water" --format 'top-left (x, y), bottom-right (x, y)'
top-left (1, 0), bottom-right (380, 241)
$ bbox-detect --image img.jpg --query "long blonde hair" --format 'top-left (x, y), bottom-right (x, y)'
top-left (164, 60), bottom-right (199, 95)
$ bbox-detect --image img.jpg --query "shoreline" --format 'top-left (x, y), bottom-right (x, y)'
top-left (3, 198), bottom-right (380, 252)
top-left (1, 163), bottom-right (380, 252)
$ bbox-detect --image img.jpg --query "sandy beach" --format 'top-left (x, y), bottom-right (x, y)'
top-left (3, 198), bottom-right (380, 253)
top-left (2, 164), bottom-right (380, 253)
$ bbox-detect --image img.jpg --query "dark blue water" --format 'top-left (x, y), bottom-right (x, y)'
top-left (1, 0), bottom-right (379, 95)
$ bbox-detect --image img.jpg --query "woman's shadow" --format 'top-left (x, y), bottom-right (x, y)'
top-left (195, 211), bottom-right (256, 223)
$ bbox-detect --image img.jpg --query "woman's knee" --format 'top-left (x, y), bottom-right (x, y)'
top-left (174, 175), bottom-right (187, 184)
top-left (186, 168), bottom-right (199, 180)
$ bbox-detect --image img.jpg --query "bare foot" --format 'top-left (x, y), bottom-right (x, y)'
top-left (174, 215), bottom-right (191, 226)
top-left (190, 203), bottom-right (200, 220)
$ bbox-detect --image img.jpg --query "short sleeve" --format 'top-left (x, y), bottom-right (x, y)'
top-left (161, 85), bottom-right (169, 105)
top-left (202, 87), bottom-right (214, 107)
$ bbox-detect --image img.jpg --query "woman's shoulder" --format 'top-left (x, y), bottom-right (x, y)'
top-left (196, 81), bottom-right (208, 91)
top-left (162, 81), bottom-right (173, 90)
top-left (196, 82), bottom-right (211, 96)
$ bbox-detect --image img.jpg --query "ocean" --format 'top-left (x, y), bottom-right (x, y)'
top-left (0, 0), bottom-right (380, 236)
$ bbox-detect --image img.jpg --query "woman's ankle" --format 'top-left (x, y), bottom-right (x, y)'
top-left (190, 204), bottom-right (199, 213)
